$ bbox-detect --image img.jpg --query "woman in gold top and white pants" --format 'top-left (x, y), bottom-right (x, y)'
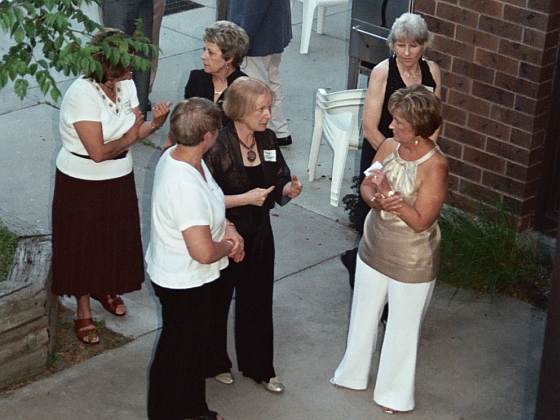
top-left (331, 85), bottom-right (448, 415)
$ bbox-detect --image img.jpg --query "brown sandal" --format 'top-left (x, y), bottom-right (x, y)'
top-left (92, 294), bottom-right (127, 316)
top-left (74, 318), bottom-right (100, 345)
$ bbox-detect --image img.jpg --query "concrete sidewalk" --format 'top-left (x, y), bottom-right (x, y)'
top-left (0, 2), bottom-right (545, 419)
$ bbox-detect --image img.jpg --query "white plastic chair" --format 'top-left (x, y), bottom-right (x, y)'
top-left (295, 0), bottom-right (350, 54)
top-left (307, 88), bottom-right (367, 207)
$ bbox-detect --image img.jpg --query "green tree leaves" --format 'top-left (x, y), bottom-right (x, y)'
top-left (0, 1), bottom-right (154, 102)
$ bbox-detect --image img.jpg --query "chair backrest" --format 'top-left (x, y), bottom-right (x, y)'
top-left (315, 88), bottom-right (367, 149)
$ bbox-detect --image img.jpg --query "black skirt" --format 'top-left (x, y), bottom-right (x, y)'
top-left (51, 169), bottom-right (144, 296)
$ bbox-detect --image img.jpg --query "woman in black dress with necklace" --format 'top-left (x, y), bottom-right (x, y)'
top-left (204, 77), bottom-right (302, 392)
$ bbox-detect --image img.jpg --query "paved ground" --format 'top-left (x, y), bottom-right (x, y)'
top-left (0, 2), bottom-right (546, 419)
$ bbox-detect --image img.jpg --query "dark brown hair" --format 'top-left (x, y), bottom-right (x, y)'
top-left (86, 28), bottom-right (131, 83)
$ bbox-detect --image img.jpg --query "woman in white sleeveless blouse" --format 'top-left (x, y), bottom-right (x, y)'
top-left (331, 85), bottom-right (448, 415)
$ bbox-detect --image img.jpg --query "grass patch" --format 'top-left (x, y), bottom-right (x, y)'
top-left (0, 306), bottom-right (132, 393)
top-left (0, 223), bottom-right (17, 282)
top-left (439, 205), bottom-right (552, 308)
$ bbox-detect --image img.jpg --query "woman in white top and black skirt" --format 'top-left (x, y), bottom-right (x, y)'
top-left (51, 28), bottom-right (170, 345)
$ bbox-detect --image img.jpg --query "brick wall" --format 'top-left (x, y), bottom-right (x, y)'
top-left (414, 0), bottom-right (560, 228)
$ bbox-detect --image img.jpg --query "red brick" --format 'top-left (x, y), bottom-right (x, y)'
top-left (458, 0), bottom-right (503, 16)
top-left (503, 195), bottom-right (538, 215)
top-left (491, 105), bottom-right (535, 132)
top-left (475, 48), bottom-right (519, 75)
top-left (533, 112), bottom-right (549, 131)
top-left (444, 122), bottom-right (487, 147)
top-left (549, 12), bottom-right (560, 31)
top-left (443, 70), bottom-right (471, 92)
top-left (456, 25), bottom-right (499, 50)
top-left (443, 103), bottom-right (468, 124)
top-left (472, 81), bottom-right (515, 107)
top-left (423, 15), bottom-right (456, 38)
top-left (425, 49), bottom-right (452, 71)
top-left (468, 114), bottom-right (511, 140)
top-left (504, 4), bottom-right (549, 31)
top-left (506, 161), bottom-right (543, 181)
top-left (448, 173), bottom-right (460, 190)
top-left (518, 61), bottom-right (554, 83)
top-left (463, 146), bottom-right (506, 172)
top-left (448, 156), bottom-right (483, 181)
top-left (433, 34), bottom-right (475, 60)
top-left (494, 72), bottom-right (540, 99)
top-left (447, 190), bottom-right (480, 211)
top-left (499, 39), bottom-right (543, 64)
top-left (514, 95), bottom-right (539, 114)
top-left (522, 27), bottom-right (548, 49)
top-left (542, 46), bottom-right (559, 65)
top-left (460, 179), bottom-right (503, 204)
top-left (503, 0), bottom-right (528, 8)
top-left (452, 57), bottom-right (494, 83)
top-left (527, 0), bottom-right (559, 13)
top-left (414, 0), bottom-right (436, 15)
top-left (510, 127), bottom-right (544, 148)
top-left (482, 171), bottom-right (525, 196)
top-left (438, 135), bottom-right (463, 158)
top-left (448, 89), bottom-right (491, 115)
top-left (436, 2), bottom-right (479, 27)
top-left (479, 15), bottom-right (523, 41)
top-left (486, 138), bottom-right (531, 165)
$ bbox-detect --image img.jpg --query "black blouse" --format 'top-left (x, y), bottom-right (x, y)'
top-left (204, 124), bottom-right (292, 235)
top-left (184, 68), bottom-right (247, 127)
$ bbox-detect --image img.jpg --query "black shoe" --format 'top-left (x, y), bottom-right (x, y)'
top-left (276, 135), bottom-right (292, 146)
top-left (340, 248), bottom-right (357, 289)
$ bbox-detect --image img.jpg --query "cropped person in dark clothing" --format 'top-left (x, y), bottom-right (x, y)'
top-left (342, 12), bottom-right (441, 290)
top-left (204, 77), bottom-right (302, 393)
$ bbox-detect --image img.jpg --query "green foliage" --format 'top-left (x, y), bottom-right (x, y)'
top-left (341, 176), bottom-right (361, 231)
top-left (0, 223), bottom-right (17, 282)
top-left (0, 0), bottom-right (155, 102)
top-left (439, 204), bottom-right (544, 296)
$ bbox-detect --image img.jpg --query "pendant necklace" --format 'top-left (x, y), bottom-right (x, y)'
top-left (239, 134), bottom-right (257, 162)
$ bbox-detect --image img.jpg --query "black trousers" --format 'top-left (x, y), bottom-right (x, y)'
top-left (102, 0), bottom-right (153, 114)
top-left (148, 281), bottom-right (213, 420)
top-left (206, 220), bottom-right (276, 383)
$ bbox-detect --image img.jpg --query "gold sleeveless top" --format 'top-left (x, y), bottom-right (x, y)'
top-left (358, 144), bottom-right (441, 283)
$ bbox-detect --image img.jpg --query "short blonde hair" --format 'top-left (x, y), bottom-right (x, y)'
top-left (387, 13), bottom-right (432, 52)
top-left (203, 21), bottom-right (249, 67)
top-left (223, 77), bottom-right (274, 121)
top-left (169, 98), bottom-right (222, 146)
top-left (388, 85), bottom-right (442, 138)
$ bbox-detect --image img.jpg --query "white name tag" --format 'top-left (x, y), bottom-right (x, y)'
top-left (263, 149), bottom-right (276, 162)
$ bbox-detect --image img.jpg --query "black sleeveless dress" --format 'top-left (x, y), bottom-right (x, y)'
top-left (355, 56), bottom-right (437, 233)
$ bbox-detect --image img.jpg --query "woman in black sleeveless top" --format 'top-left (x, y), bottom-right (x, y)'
top-left (342, 13), bottom-right (442, 287)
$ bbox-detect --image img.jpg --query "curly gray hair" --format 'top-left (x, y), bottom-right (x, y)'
top-left (203, 20), bottom-right (250, 68)
top-left (387, 13), bottom-right (432, 52)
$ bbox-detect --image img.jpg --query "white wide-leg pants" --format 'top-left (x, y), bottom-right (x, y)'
top-left (243, 54), bottom-right (291, 139)
top-left (332, 256), bottom-right (435, 412)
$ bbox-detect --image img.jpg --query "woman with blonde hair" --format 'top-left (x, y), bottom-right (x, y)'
top-left (204, 77), bottom-right (302, 393)
top-left (332, 85), bottom-right (448, 415)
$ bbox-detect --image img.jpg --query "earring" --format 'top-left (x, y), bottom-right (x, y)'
top-left (414, 139), bottom-right (419, 145)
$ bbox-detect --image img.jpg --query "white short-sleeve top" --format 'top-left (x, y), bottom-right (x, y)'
top-left (146, 147), bottom-right (229, 289)
top-left (56, 77), bottom-right (139, 180)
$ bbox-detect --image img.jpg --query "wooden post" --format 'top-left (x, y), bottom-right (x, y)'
top-left (216, 0), bottom-right (228, 20)
top-left (535, 228), bottom-right (560, 419)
